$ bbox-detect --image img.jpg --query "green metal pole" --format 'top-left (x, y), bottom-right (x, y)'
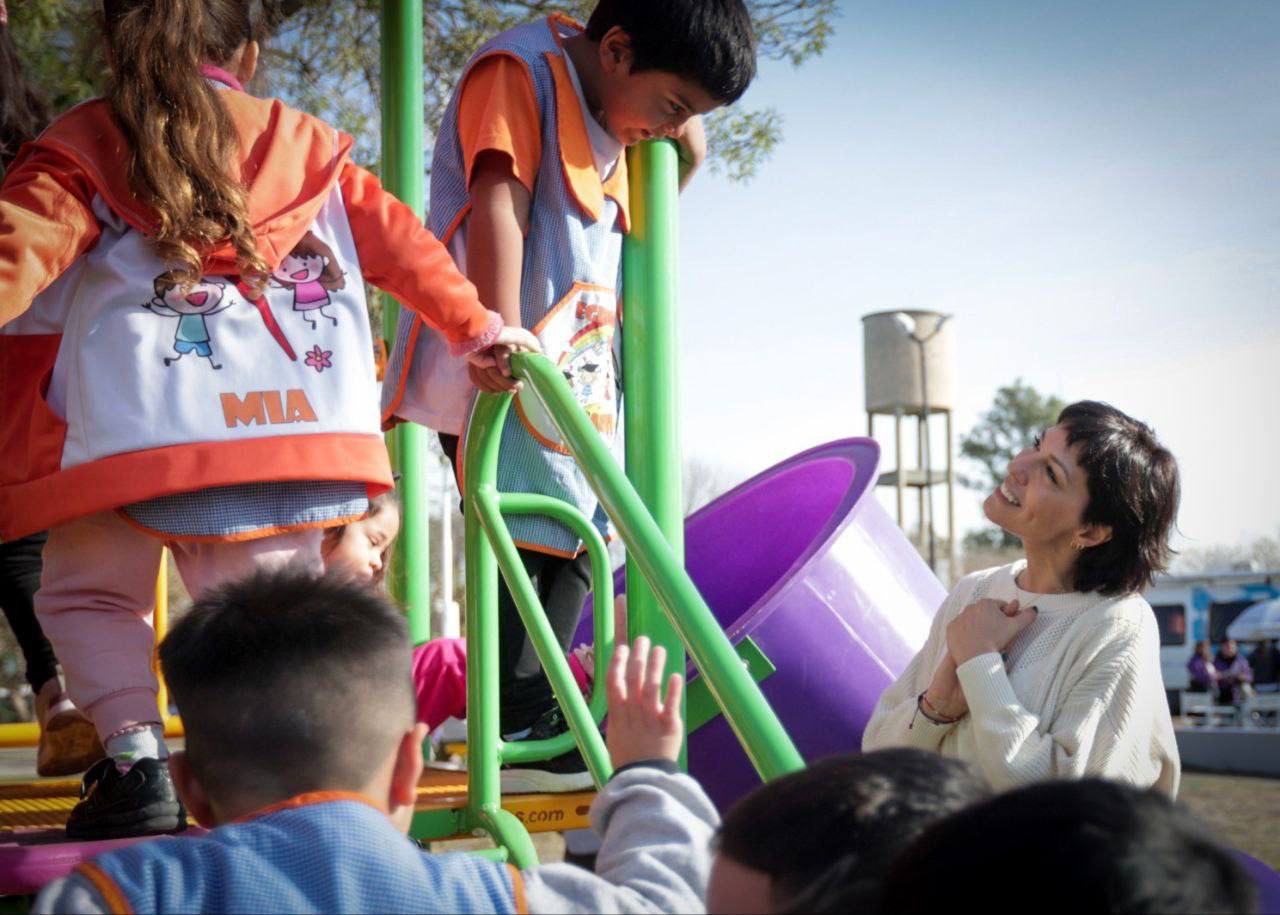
top-left (463, 394), bottom-right (539, 868)
top-left (622, 140), bottom-right (686, 761)
top-left (483, 357), bottom-right (805, 782)
top-left (456, 360), bottom-right (802, 860)
top-left (380, 0), bottom-right (431, 644)
top-left (474, 490), bottom-right (613, 785)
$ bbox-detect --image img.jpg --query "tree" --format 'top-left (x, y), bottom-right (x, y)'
top-left (1174, 530), bottom-right (1280, 575)
top-left (959, 379), bottom-right (1066, 551)
top-left (9, 0), bottom-right (837, 181)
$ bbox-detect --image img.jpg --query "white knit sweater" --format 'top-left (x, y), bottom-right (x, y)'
top-left (862, 561), bottom-right (1180, 797)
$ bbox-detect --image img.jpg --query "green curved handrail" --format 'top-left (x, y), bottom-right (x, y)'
top-left (459, 351), bottom-right (803, 865)
top-left (472, 490), bottom-right (614, 774)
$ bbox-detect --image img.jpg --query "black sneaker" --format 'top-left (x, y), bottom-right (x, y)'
top-left (500, 707), bottom-right (594, 794)
top-left (65, 757), bottom-right (187, 840)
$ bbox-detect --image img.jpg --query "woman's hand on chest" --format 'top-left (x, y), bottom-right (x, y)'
top-left (947, 598), bottom-right (1039, 667)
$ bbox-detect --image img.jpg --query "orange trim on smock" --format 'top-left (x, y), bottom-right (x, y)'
top-left (508, 864), bottom-right (530, 914)
top-left (544, 17), bottom-right (630, 232)
top-left (73, 862), bottom-right (134, 915)
top-left (0, 432), bottom-right (393, 541)
top-left (232, 790), bottom-right (382, 823)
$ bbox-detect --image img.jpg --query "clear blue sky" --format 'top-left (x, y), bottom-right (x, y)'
top-left (672, 0), bottom-right (1280, 556)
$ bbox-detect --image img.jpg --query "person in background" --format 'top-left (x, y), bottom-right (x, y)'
top-left (1247, 639), bottom-right (1279, 688)
top-left (1188, 639), bottom-right (1219, 694)
top-left (1214, 639), bottom-right (1253, 706)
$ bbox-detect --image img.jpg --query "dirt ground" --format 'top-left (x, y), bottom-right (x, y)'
top-left (1178, 772), bottom-right (1280, 869)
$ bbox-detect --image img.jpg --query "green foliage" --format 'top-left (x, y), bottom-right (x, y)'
top-left (9, 0), bottom-right (836, 182)
top-left (751, 0), bottom-right (837, 66)
top-left (959, 379), bottom-right (1066, 551)
top-left (7, 0), bottom-right (104, 113)
top-left (705, 106), bottom-right (782, 182)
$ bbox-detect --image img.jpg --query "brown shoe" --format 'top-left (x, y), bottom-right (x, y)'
top-left (36, 682), bottom-right (106, 778)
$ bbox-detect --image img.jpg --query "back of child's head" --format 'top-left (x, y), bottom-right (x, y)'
top-left (159, 568), bottom-right (415, 809)
top-left (713, 749), bottom-right (990, 912)
top-left (879, 778), bottom-right (1257, 915)
top-left (0, 1), bottom-right (49, 173)
top-left (585, 0), bottom-right (756, 105)
top-left (102, 0), bottom-right (268, 292)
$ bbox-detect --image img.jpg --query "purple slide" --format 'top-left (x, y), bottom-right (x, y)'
top-left (579, 437), bottom-right (945, 809)
top-left (1240, 852), bottom-right (1280, 915)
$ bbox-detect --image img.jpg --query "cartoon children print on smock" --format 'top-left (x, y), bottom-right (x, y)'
top-left (142, 273), bottom-right (235, 370)
top-left (560, 350), bottom-right (614, 436)
top-left (519, 284), bottom-right (618, 450)
top-left (270, 230), bottom-right (346, 330)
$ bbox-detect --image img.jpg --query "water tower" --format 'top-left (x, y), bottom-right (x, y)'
top-left (862, 310), bottom-right (957, 581)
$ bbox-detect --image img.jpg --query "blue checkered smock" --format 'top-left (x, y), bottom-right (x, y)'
top-left (78, 796), bottom-right (520, 914)
top-left (384, 16), bottom-right (627, 557)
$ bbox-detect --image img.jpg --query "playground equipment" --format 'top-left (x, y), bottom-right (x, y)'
top-left (381, 0), bottom-right (431, 642)
top-left (455, 351), bottom-right (807, 866)
top-left (573, 437), bottom-right (947, 810)
top-left (2, 4), bottom-right (1280, 908)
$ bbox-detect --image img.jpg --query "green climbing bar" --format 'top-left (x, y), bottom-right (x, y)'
top-left (379, 0), bottom-right (431, 643)
top-left (622, 140), bottom-right (687, 761)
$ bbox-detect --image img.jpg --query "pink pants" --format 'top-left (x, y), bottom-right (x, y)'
top-left (35, 510), bottom-right (323, 742)
top-left (412, 638), bottom-right (591, 732)
top-left (412, 638), bottom-right (469, 732)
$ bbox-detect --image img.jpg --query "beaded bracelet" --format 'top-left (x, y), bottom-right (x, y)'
top-left (908, 691), bottom-right (964, 729)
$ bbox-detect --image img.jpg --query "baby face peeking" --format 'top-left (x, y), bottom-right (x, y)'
top-left (322, 503), bottom-right (402, 586)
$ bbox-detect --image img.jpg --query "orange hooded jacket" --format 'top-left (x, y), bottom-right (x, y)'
top-left (0, 88), bottom-right (494, 540)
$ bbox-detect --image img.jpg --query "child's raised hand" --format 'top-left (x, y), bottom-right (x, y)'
top-left (605, 597), bottom-right (684, 770)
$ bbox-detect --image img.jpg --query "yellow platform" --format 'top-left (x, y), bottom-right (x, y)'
top-left (412, 767), bottom-right (595, 835)
top-left (0, 769), bottom-right (593, 837)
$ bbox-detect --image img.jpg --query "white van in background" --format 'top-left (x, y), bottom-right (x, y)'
top-left (1145, 570), bottom-right (1280, 711)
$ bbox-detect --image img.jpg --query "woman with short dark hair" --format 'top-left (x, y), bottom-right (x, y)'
top-left (863, 401), bottom-right (1181, 795)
